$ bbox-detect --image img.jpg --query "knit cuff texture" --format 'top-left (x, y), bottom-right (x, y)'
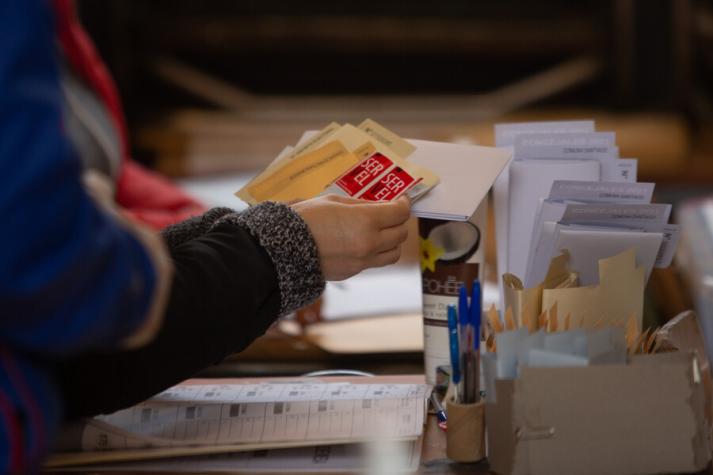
top-left (211, 202), bottom-right (325, 316)
top-left (161, 207), bottom-right (234, 249)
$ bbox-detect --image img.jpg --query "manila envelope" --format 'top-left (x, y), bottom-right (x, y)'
top-left (503, 251), bottom-right (578, 329)
top-left (541, 248), bottom-right (644, 329)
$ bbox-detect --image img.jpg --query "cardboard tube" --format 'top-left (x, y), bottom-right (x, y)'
top-left (446, 397), bottom-right (486, 463)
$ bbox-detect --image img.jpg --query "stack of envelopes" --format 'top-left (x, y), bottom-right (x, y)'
top-left (236, 119), bottom-right (512, 221)
top-left (492, 120), bottom-right (679, 328)
top-left (236, 120), bottom-right (438, 205)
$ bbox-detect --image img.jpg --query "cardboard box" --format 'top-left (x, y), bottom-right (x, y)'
top-left (486, 352), bottom-right (710, 475)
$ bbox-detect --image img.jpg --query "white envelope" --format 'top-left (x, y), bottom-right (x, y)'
top-left (493, 120), bottom-right (596, 308)
top-left (507, 159), bottom-right (601, 282)
top-left (525, 201), bottom-right (568, 287)
top-left (406, 139), bottom-right (510, 221)
top-left (552, 226), bottom-right (663, 286)
top-left (296, 132), bottom-right (511, 221)
top-left (526, 221), bottom-right (560, 287)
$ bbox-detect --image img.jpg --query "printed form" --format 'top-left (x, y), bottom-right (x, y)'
top-left (81, 383), bottom-right (431, 451)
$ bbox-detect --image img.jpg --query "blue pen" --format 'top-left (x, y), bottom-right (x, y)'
top-left (458, 285), bottom-right (471, 403)
top-left (469, 280), bottom-right (482, 402)
top-left (447, 305), bottom-right (461, 391)
top-left (470, 280), bottom-right (482, 351)
top-left (458, 285), bottom-right (469, 358)
top-left (458, 286), bottom-right (469, 330)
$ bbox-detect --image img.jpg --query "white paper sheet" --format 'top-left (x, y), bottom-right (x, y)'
top-left (406, 139), bottom-right (510, 221)
top-left (507, 159), bottom-right (601, 281)
top-left (493, 120), bottom-right (596, 308)
top-left (551, 226), bottom-right (663, 286)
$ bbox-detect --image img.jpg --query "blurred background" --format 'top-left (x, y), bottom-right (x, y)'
top-left (79, 0), bottom-right (713, 181)
top-left (76, 0), bottom-right (713, 375)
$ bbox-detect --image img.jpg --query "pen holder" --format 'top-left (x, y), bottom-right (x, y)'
top-left (446, 396), bottom-right (486, 463)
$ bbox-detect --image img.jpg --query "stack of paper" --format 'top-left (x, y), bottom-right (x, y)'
top-left (236, 119), bottom-right (511, 221)
top-left (493, 120), bottom-right (679, 303)
top-left (47, 380), bottom-right (431, 471)
top-left (237, 120), bottom-right (439, 205)
top-left (524, 180), bottom-right (680, 288)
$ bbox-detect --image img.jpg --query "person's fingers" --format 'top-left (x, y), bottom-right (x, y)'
top-left (375, 223), bottom-right (409, 253)
top-left (368, 196), bottom-right (411, 228)
top-left (321, 194), bottom-right (363, 205)
top-left (367, 246), bottom-right (402, 268)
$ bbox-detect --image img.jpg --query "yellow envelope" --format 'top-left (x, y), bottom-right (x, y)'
top-left (237, 141), bottom-right (359, 204)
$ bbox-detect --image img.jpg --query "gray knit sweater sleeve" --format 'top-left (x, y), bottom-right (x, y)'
top-left (210, 202), bottom-right (325, 316)
top-left (162, 204), bottom-right (324, 315)
top-left (161, 207), bottom-right (234, 249)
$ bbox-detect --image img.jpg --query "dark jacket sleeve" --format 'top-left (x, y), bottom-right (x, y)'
top-left (55, 203), bottom-right (325, 419)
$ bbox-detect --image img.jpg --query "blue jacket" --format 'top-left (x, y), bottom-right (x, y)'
top-left (1, 0), bottom-right (157, 472)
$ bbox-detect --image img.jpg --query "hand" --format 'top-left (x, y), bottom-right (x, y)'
top-left (292, 194), bottom-right (411, 281)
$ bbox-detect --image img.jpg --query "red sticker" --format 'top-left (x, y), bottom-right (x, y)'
top-left (361, 167), bottom-right (417, 201)
top-left (336, 153), bottom-right (393, 196)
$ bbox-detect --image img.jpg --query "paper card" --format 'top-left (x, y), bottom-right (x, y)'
top-left (526, 200), bottom-right (579, 286)
top-left (237, 141), bottom-right (360, 204)
top-left (548, 180), bottom-right (654, 203)
top-left (601, 158), bottom-right (637, 183)
top-left (263, 122), bottom-right (341, 175)
top-left (541, 249), bottom-right (646, 328)
top-left (524, 196), bottom-right (656, 286)
top-left (493, 120), bottom-right (595, 307)
top-left (287, 122), bottom-right (343, 161)
top-left (358, 118), bottom-right (415, 159)
top-left (526, 221), bottom-right (562, 287)
top-left (515, 132), bottom-right (616, 149)
top-left (575, 222), bottom-right (680, 268)
top-left (406, 139), bottom-right (510, 221)
top-left (325, 146), bottom-right (439, 203)
top-left (494, 120), bottom-right (596, 147)
top-left (503, 274), bottom-right (541, 330)
top-left (267, 145), bottom-right (294, 169)
top-left (641, 223), bottom-right (681, 268)
top-left (329, 148), bottom-right (392, 198)
top-left (503, 252), bottom-right (573, 327)
top-left (359, 168), bottom-right (421, 202)
top-left (507, 159), bottom-right (601, 281)
top-left (513, 132), bottom-right (617, 160)
top-left (243, 121), bottom-right (407, 203)
top-left (559, 203), bottom-right (672, 227)
top-left (296, 124), bottom-right (404, 163)
top-left (552, 225), bottom-right (663, 285)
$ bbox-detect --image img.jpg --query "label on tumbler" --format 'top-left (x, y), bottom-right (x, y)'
top-left (419, 198), bottom-right (487, 384)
